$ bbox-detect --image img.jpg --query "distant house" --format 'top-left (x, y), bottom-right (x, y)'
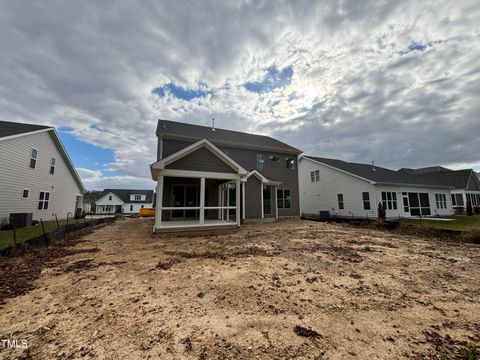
top-left (299, 156), bottom-right (454, 219)
top-left (95, 189), bottom-right (154, 214)
top-left (150, 119), bottom-right (302, 231)
top-left (0, 120), bottom-right (85, 225)
top-left (400, 167), bottom-right (480, 213)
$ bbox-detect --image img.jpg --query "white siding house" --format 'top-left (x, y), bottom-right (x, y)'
top-left (299, 156), bottom-right (454, 219)
top-left (0, 121), bottom-right (85, 225)
top-left (95, 189), bottom-right (154, 214)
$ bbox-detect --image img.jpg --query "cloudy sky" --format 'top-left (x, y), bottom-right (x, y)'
top-left (1, 1), bottom-right (479, 190)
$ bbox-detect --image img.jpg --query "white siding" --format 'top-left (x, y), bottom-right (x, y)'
top-left (95, 193), bottom-right (152, 214)
top-left (0, 131), bottom-right (83, 223)
top-left (299, 157), bottom-right (454, 219)
top-left (299, 158), bottom-right (377, 218)
top-left (123, 202), bottom-right (153, 213)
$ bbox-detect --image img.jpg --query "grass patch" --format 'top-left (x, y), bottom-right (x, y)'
top-left (402, 216), bottom-right (480, 232)
top-left (0, 218), bottom-right (89, 250)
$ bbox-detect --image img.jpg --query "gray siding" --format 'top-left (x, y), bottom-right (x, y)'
top-left (162, 138), bottom-right (300, 217)
top-left (467, 174), bottom-right (480, 190)
top-left (0, 131), bottom-right (83, 223)
top-left (244, 177), bottom-right (262, 219)
top-left (166, 147), bottom-right (236, 173)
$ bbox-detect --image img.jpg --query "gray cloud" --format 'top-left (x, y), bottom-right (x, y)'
top-left (0, 0), bottom-right (479, 190)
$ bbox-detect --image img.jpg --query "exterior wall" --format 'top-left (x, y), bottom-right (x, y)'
top-left (165, 147), bottom-right (235, 173)
top-left (0, 131), bottom-right (83, 224)
top-left (299, 158), bottom-right (377, 218)
top-left (374, 185), bottom-right (454, 218)
top-left (244, 177), bottom-right (262, 219)
top-left (122, 202), bottom-right (153, 213)
top-left (299, 158), bottom-right (454, 218)
top-left (95, 193), bottom-right (124, 210)
top-left (162, 138), bottom-right (300, 217)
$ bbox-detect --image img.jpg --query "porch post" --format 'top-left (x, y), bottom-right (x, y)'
top-left (217, 185), bottom-right (222, 220)
top-left (261, 183), bottom-right (264, 219)
top-left (226, 184), bottom-right (230, 221)
top-left (200, 177), bottom-right (205, 225)
top-left (236, 179), bottom-right (241, 226)
top-left (242, 182), bottom-right (246, 220)
top-left (221, 185), bottom-right (224, 220)
top-left (156, 175), bottom-right (164, 229)
top-left (274, 185), bottom-right (278, 220)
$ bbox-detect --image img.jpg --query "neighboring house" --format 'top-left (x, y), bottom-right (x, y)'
top-left (150, 120), bottom-right (302, 231)
top-left (95, 189), bottom-right (154, 214)
top-left (400, 167), bottom-right (480, 213)
top-left (299, 156), bottom-right (454, 219)
top-left (0, 120), bottom-right (85, 225)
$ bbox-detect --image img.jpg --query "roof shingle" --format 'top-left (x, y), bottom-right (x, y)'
top-left (0, 120), bottom-right (51, 138)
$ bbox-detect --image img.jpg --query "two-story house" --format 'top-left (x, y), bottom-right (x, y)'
top-left (95, 189), bottom-right (154, 214)
top-left (150, 120), bottom-right (302, 231)
top-left (0, 120), bottom-right (85, 225)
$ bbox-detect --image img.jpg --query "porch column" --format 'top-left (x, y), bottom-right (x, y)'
top-left (242, 182), bottom-right (246, 220)
top-left (200, 177), bottom-right (205, 225)
top-left (221, 186), bottom-right (224, 220)
top-left (236, 179), bottom-right (241, 226)
top-left (274, 185), bottom-right (278, 220)
top-left (226, 184), bottom-right (230, 221)
top-left (261, 183), bottom-right (264, 219)
top-left (156, 175), bottom-right (164, 229)
top-left (218, 185), bottom-right (222, 220)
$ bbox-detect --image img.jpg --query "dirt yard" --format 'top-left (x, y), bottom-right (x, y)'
top-left (1, 218), bottom-right (479, 359)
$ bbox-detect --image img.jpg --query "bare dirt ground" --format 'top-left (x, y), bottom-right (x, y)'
top-left (1, 218), bottom-right (479, 359)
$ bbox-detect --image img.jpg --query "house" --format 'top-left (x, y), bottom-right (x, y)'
top-left (299, 156), bottom-right (454, 219)
top-left (0, 120), bottom-right (85, 225)
top-left (400, 167), bottom-right (480, 213)
top-left (95, 189), bottom-right (154, 214)
top-left (150, 120), bottom-right (302, 231)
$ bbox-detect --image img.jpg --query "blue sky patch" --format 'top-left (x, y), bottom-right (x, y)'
top-left (400, 42), bottom-right (430, 55)
top-left (244, 65), bottom-right (293, 93)
top-left (152, 83), bottom-right (210, 101)
top-left (58, 128), bottom-right (118, 174)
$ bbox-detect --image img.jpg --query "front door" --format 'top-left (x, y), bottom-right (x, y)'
top-left (263, 185), bottom-right (272, 215)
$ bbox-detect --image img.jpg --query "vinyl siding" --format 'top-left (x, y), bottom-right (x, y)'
top-left (244, 177), bottom-right (262, 219)
top-left (162, 138), bottom-right (300, 217)
top-left (165, 147), bottom-right (235, 173)
top-left (0, 131), bottom-right (83, 223)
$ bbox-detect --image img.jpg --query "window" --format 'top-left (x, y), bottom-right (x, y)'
top-left (408, 192), bottom-right (431, 216)
top-left (22, 189), bottom-right (29, 199)
top-left (109, 195), bottom-right (112, 201)
top-left (134, 195), bottom-right (142, 201)
top-left (38, 191), bottom-right (50, 210)
top-left (381, 192), bottom-right (397, 210)
top-left (130, 205), bottom-right (133, 211)
top-left (285, 157), bottom-right (295, 169)
top-left (451, 193), bottom-right (464, 207)
top-left (50, 157), bottom-right (56, 174)
top-left (435, 194), bottom-right (447, 209)
top-left (256, 154), bottom-right (265, 170)
top-left (337, 194), bottom-right (344, 210)
top-left (310, 171), bottom-right (315, 182)
top-left (141, 205), bottom-right (144, 209)
top-left (30, 148), bottom-right (38, 169)
top-left (269, 155), bottom-right (280, 161)
top-left (467, 193), bottom-right (479, 206)
top-left (310, 170), bottom-right (320, 182)
top-left (402, 192), bottom-right (409, 212)
top-left (362, 192), bottom-right (370, 210)
top-left (277, 189), bottom-right (291, 209)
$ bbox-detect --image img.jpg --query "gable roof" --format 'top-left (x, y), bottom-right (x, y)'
top-left (302, 156), bottom-right (450, 188)
top-left (156, 119), bottom-right (301, 154)
top-left (0, 120), bottom-right (86, 193)
top-left (399, 167), bottom-right (477, 189)
top-left (98, 189), bottom-right (154, 203)
top-left (0, 120), bottom-right (51, 139)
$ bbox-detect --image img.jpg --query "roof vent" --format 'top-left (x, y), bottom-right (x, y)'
top-left (212, 118), bottom-right (216, 131)
top-left (372, 160), bottom-right (376, 171)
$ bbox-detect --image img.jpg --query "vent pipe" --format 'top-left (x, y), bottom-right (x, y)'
top-left (212, 118), bottom-right (216, 131)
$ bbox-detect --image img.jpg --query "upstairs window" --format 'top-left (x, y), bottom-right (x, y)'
top-left (38, 191), bottom-right (50, 210)
top-left (310, 170), bottom-right (320, 182)
top-left (50, 157), bottom-right (56, 174)
top-left (108, 195), bottom-right (112, 201)
top-left (285, 157), bottom-right (295, 169)
top-left (30, 148), bottom-right (38, 169)
top-left (337, 194), bottom-right (344, 209)
top-left (134, 195), bottom-right (142, 201)
top-left (22, 189), bottom-right (29, 199)
top-left (269, 155), bottom-right (280, 162)
top-left (277, 189), bottom-right (291, 209)
top-left (256, 154), bottom-right (265, 170)
top-left (362, 192), bottom-right (371, 210)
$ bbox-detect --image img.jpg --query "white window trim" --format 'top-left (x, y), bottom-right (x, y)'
top-left (30, 148), bottom-right (38, 169)
top-left (22, 189), bottom-right (30, 199)
top-left (38, 191), bottom-right (50, 210)
top-left (50, 157), bottom-right (56, 175)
